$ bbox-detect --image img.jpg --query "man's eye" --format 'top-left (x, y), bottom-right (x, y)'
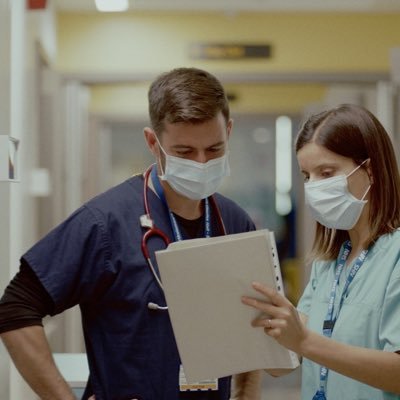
top-left (176, 150), bottom-right (192, 156)
top-left (208, 147), bottom-right (224, 153)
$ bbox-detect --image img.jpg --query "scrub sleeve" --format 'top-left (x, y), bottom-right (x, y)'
top-left (23, 206), bottom-right (115, 315)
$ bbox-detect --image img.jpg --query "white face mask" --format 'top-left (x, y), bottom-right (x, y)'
top-left (156, 138), bottom-right (230, 200)
top-left (304, 160), bottom-right (371, 230)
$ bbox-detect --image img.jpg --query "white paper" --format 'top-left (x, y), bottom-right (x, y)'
top-left (155, 229), bottom-right (299, 383)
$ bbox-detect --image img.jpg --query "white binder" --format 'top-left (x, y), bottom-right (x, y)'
top-left (155, 229), bottom-right (299, 383)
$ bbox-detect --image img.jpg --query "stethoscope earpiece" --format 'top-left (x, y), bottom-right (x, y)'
top-left (147, 302), bottom-right (169, 311)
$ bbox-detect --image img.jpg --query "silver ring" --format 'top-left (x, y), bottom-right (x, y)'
top-left (267, 319), bottom-right (272, 328)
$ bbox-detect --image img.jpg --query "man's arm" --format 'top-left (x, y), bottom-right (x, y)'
top-left (1, 326), bottom-right (76, 400)
top-left (231, 370), bottom-right (263, 400)
top-left (0, 263), bottom-right (77, 399)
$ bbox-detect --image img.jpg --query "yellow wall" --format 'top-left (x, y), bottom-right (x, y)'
top-left (90, 82), bottom-right (327, 116)
top-left (57, 12), bottom-right (400, 74)
top-left (56, 12), bottom-right (400, 115)
top-left (226, 83), bottom-right (327, 114)
top-left (90, 84), bottom-right (150, 118)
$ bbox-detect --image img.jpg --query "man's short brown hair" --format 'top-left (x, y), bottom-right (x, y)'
top-left (148, 67), bottom-right (230, 135)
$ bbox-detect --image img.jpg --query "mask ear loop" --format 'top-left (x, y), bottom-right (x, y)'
top-left (349, 159), bottom-right (371, 201)
top-left (360, 185), bottom-right (371, 201)
top-left (346, 158), bottom-right (369, 178)
top-left (153, 133), bottom-right (167, 176)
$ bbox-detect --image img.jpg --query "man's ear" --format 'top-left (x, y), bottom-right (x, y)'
top-left (144, 127), bottom-right (159, 157)
top-left (226, 118), bottom-right (233, 140)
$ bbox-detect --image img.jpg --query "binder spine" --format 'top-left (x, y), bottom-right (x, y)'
top-left (269, 232), bottom-right (285, 295)
top-left (269, 231), bottom-right (300, 367)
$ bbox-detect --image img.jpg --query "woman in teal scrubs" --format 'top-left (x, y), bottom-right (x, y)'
top-left (243, 104), bottom-right (400, 399)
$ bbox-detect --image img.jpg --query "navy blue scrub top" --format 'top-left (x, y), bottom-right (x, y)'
top-left (22, 175), bottom-right (256, 400)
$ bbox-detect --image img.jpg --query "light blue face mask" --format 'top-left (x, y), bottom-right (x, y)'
top-left (304, 160), bottom-right (371, 230)
top-left (156, 138), bottom-right (230, 200)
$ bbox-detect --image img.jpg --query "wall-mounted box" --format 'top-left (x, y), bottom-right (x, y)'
top-left (0, 136), bottom-right (19, 182)
top-left (29, 168), bottom-right (51, 197)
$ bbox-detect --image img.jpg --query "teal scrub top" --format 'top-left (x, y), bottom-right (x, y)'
top-left (297, 229), bottom-right (400, 400)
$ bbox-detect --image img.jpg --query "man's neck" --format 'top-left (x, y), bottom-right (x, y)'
top-left (146, 166), bottom-right (203, 220)
top-left (162, 181), bottom-right (203, 220)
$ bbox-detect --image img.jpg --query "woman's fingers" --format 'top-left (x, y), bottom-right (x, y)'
top-left (251, 282), bottom-right (291, 307)
top-left (250, 316), bottom-right (285, 338)
top-left (242, 295), bottom-right (272, 312)
top-left (241, 282), bottom-right (295, 320)
top-left (251, 317), bottom-right (273, 328)
top-left (252, 316), bottom-right (287, 330)
top-left (242, 282), bottom-right (308, 353)
top-left (241, 293), bottom-right (282, 319)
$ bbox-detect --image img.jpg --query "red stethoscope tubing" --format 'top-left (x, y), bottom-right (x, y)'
top-left (141, 166), bottom-right (171, 260)
top-left (140, 165), bottom-right (226, 306)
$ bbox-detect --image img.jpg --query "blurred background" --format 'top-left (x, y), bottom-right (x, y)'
top-left (1, 0), bottom-right (400, 398)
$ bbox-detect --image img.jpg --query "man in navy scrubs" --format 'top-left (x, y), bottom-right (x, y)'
top-left (0, 67), bottom-right (262, 400)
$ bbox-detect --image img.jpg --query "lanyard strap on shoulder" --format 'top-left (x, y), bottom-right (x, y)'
top-left (315, 241), bottom-right (368, 398)
top-left (324, 241), bottom-right (368, 335)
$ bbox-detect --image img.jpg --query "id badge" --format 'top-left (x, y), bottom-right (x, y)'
top-left (179, 365), bottom-right (218, 391)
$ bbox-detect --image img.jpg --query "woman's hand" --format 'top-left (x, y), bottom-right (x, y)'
top-left (241, 282), bottom-right (309, 355)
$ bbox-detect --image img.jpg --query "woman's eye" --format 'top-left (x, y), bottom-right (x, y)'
top-left (321, 171), bottom-right (333, 178)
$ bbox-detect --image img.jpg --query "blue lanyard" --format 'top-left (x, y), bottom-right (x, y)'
top-left (313, 241), bottom-right (368, 400)
top-left (150, 165), bottom-right (212, 241)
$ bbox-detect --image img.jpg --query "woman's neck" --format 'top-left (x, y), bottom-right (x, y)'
top-left (347, 220), bottom-right (371, 264)
top-left (348, 203), bottom-right (371, 249)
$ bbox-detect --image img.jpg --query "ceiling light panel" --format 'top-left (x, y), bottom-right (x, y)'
top-left (95, 0), bottom-right (129, 12)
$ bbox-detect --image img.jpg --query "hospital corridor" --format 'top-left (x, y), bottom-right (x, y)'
top-left (1, 0), bottom-right (400, 399)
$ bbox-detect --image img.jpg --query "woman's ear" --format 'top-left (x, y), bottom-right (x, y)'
top-left (365, 158), bottom-right (374, 184)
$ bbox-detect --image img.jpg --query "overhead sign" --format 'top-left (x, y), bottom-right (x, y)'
top-left (189, 43), bottom-right (272, 60)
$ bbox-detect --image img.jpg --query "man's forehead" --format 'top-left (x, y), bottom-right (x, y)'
top-left (160, 119), bottom-right (228, 147)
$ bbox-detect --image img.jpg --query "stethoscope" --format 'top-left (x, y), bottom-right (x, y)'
top-left (140, 164), bottom-right (226, 311)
